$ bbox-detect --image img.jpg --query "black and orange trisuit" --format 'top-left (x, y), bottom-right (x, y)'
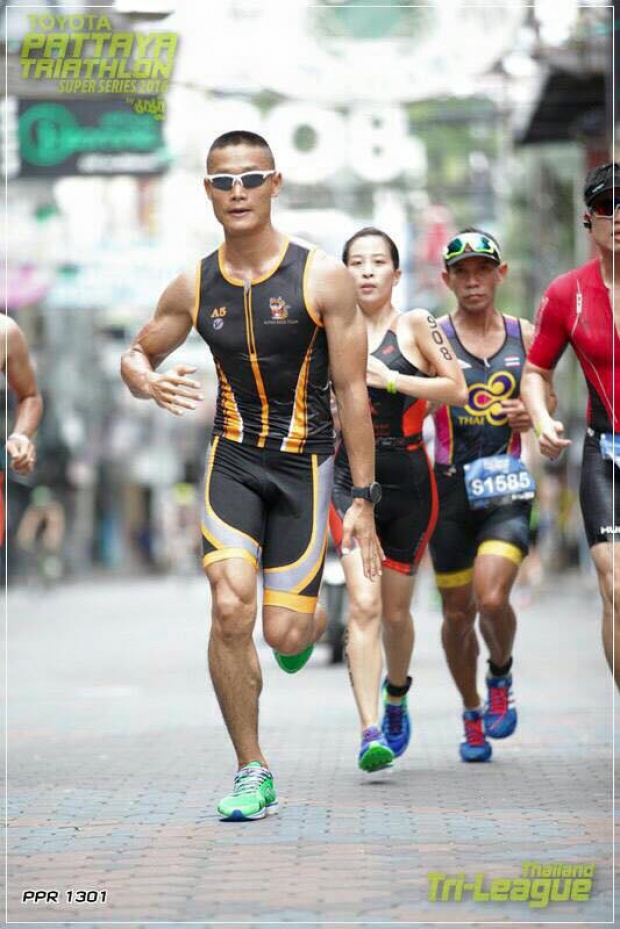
top-left (193, 237), bottom-right (334, 614)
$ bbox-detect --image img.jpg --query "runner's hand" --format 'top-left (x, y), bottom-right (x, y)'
top-left (536, 417), bottom-right (571, 460)
top-left (6, 434), bottom-right (36, 475)
top-left (366, 356), bottom-right (391, 390)
top-left (147, 364), bottom-right (204, 416)
top-left (501, 398), bottom-right (532, 433)
top-left (341, 499), bottom-right (384, 581)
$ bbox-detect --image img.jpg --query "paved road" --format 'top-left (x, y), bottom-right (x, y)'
top-left (5, 565), bottom-right (615, 926)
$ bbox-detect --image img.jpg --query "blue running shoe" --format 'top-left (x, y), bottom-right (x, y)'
top-left (381, 684), bottom-right (411, 758)
top-left (460, 709), bottom-right (492, 762)
top-left (484, 673), bottom-right (517, 739)
top-left (358, 726), bottom-right (394, 773)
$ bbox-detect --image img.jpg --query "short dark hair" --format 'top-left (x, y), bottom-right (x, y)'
top-left (206, 130), bottom-right (275, 171)
top-left (342, 227), bottom-right (400, 269)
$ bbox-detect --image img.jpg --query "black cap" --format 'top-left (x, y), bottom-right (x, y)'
top-left (583, 162), bottom-right (618, 207)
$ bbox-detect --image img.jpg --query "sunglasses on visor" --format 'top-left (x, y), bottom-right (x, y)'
top-left (443, 232), bottom-right (501, 264)
top-left (588, 194), bottom-right (620, 218)
top-left (205, 170), bottom-right (276, 191)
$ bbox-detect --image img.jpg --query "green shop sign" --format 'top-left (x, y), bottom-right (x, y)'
top-left (18, 100), bottom-right (170, 176)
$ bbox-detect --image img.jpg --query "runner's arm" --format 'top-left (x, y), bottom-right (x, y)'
top-left (521, 360), bottom-right (570, 459)
top-left (309, 251), bottom-right (383, 579)
top-left (311, 253), bottom-right (375, 488)
top-left (521, 294), bottom-right (570, 457)
top-left (5, 317), bottom-right (43, 474)
top-left (501, 318), bottom-right (558, 433)
top-left (367, 309), bottom-right (468, 405)
top-left (520, 318), bottom-right (557, 413)
top-left (120, 270), bottom-right (204, 416)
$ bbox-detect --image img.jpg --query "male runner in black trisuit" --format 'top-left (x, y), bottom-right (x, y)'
top-left (121, 131), bottom-right (382, 820)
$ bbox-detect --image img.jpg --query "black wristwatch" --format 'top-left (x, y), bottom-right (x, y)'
top-left (351, 481), bottom-right (382, 504)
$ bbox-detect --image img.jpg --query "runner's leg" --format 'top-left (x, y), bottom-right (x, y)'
top-left (438, 581), bottom-right (479, 709)
top-left (590, 541), bottom-right (620, 687)
top-left (473, 552), bottom-right (520, 669)
top-left (206, 558), bottom-right (265, 767)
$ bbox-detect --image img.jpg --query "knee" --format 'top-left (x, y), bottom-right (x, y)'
top-left (348, 591), bottom-right (381, 630)
top-left (476, 587), bottom-right (509, 617)
top-left (210, 580), bottom-right (256, 643)
top-left (605, 574), bottom-right (620, 627)
top-left (442, 597), bottom-right (476, 637)
top-left (605, 581), bottom-right (620, 626)
top-left (607, 572), bottom-right (620, 612)
top-left (592, 552), bottom-right (614, 611)
top-left (382, 606), bottom-right (411, 632)
top-left (614, 593), bottom-right (620, 629)
top-left (262, 612), bottom-right (313, 653)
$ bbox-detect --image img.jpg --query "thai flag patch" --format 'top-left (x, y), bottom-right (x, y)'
top-left (504, 356), bottom-right (521, 367)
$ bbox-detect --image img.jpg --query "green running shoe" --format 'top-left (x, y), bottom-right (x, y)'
top-left (273, 644), bottom-right (314, 674)
top-left (217, 762), bottom-right (278, 821)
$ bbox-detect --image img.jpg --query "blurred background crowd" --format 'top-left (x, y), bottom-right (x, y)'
top-left (1, 0), bottom-right (615, 586)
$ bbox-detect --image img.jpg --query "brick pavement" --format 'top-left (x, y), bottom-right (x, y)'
top-left (5, 568), bottom-right (614, 925)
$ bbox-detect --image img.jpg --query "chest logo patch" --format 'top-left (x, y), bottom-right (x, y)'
top-left (464, 370), bottom-right (516, 426)
top-left (269, 296), bottom-right (290, 320)
top-left (211, 307), bottom-right (227, 329)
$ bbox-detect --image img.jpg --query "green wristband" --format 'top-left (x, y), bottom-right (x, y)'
top-left (534, 420), bottom-right (548, 439)
top-left (386, 372), bottom-right (399, 395)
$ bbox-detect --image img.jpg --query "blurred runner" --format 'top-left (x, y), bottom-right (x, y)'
top-left (161, 482), bottom-right (201, 575)
top-left (331, 227), bottom-right (467, 772)
top-left (16, 485), bottom-right (65, 584)
top-left (521, 162), bottom-right (619, 687)
top-left (121, 130), bottom-right (382, 821)
top-left (430, 228), bottom-right (540, 762)
top-left (1, 313), bottom-right (43, 545)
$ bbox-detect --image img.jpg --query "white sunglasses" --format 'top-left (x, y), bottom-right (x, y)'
top-left (205, 170), bottom-right (276, 191)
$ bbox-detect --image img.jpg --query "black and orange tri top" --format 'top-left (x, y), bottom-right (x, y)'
top-left (194, 238), bottom-right (333, 454)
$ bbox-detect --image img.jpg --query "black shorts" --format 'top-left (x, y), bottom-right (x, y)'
top-left (580, 430), bottom-right (619, 547)
top-left (330, 443), bottom-right (438, 575)
top-left (430, 467), bottom-right (532, 588)
top-left (201, 436), bottom-right (333, 613)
